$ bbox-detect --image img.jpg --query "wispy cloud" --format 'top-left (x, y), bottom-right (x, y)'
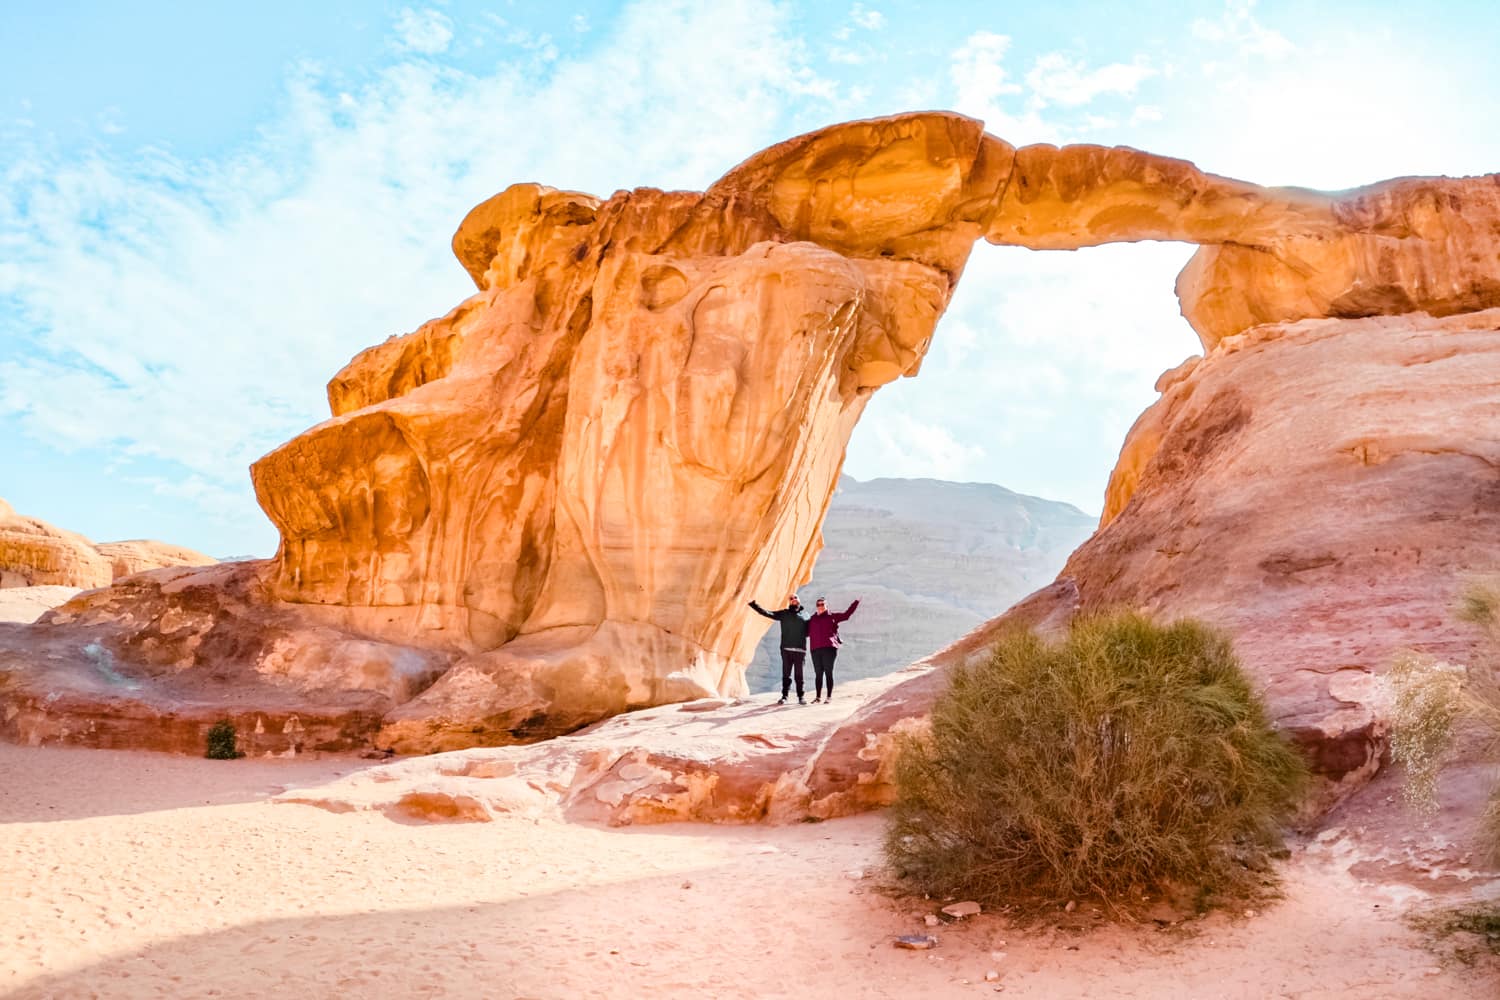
top-left (948, 30), bottom-right (1159, 145)
top-left (0, 1), bottom-right (837, 537)
top-left (849, 3), bottom-right (886, 31)
top-left (1025, 54), bottom-right (1156, 109)
top-left (1191, 0), bottom-right (1294, 61)
top-left (393, 7), bottom-right (455, 55)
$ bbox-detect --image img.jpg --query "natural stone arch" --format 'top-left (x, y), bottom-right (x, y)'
top-left (5, 111), bottom-right (1499, 764)
top-left (246, 111), bottom-right (1500, 751)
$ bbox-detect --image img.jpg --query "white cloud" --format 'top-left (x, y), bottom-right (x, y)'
top-left (828, 45), bottom-right (871, 66)
top-left (853, 409), bottom-right (986, 481)
top-left (1191, 0), bottom-right (1293, 61)
top-left (393, 7), bottom-right (454, 55)
top-left (949, 31), bottom-right (1059, 144)
top-left (951, 31), bottom-right (1022, 106)
top-left (850, 4), bottom-right (886, 30)
top-left (0, 0), bottom-right (838, 546)
top-left (1026, 53), bottom-right (1156, 108)
top-left (948, 32), bottom-right (1158, 145)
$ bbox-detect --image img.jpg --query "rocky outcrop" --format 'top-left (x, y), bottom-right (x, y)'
top-left (0, 562), bottom-right (448, 754)
top-left (251, 114), bottom-right (1009, 752)
top-left (0, 498), bottom-right (112, 589)
top-left (3, 111), bottom-right (1500, 785)
top-left (867, 308), bottom-right (1500, 818)
top-left (96, 540), bottom-right (217, 580)
top-left (0, 498), bottom-right (216, 590)
top-left (1178, 176), bottom-right (1500, 348)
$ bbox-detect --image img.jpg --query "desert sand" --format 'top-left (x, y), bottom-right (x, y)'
top-left (2, 739), bottom-right (1495, 1000)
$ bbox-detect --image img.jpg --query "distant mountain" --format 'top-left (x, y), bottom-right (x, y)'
top-left (746, 476), bottom-right (1096, 693)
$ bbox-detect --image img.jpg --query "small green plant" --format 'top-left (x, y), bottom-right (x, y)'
top-left (883, 612), bottom-right (1307, 918)
top-left (205, 720), bottom-right (245, 760)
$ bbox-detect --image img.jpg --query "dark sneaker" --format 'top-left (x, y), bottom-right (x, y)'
top-left (798, 696), bottom-right (806, 705)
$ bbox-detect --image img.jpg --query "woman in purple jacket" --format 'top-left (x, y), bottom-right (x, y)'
top-left (807, 597), bottom-right (859, 703)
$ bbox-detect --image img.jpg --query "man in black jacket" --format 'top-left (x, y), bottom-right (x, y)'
top-left (749, 593), bottom-right (809, 705)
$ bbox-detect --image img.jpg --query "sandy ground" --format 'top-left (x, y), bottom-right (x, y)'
top-left (1, 744), bottom-right (1496, 1000)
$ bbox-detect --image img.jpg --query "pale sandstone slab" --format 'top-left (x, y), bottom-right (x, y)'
top-left (277, 672), bottom-right (924, 825)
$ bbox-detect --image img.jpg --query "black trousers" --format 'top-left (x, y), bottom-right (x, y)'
top-left (811, 647), bottom-right (838, 697)
top-left (780, 649), bottom-right (806, 698)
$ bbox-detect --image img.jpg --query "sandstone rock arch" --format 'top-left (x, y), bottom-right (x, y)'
top-left (3, 112), bottom-right (1498, 775)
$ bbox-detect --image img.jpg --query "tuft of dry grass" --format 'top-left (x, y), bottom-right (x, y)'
top-left (883, 612), bottom-right (1306, 918)
top-left (1389, 578), bottom-right (1500, 857)
top-left (1409, 903), bottom-right (1500, 965)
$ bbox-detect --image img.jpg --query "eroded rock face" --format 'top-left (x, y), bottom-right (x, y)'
top-left (252, 114), bottom-right (1008, 751)
top-left (910, 308), bottom-right (1500, 815)
top-left (1179, 176), bottom-right (1500, 348)
top-left (0, 498), bottom-right (112, 589)
top-left (96, 541), bottom-right (217, 580)
top-left (274, 672), bottom-right (930, 825)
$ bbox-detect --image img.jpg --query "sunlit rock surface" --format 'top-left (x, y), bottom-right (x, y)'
top-left (254, 113), bottom-right (1005, 752)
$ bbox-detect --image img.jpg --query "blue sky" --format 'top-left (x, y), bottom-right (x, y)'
top-left (3, 1), bottom-right (1499, 556)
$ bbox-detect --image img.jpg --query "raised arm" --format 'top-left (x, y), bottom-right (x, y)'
top-left (833, 599), bottom-right (860, 622)
top-left (748, 600), bottom-right (776, 620)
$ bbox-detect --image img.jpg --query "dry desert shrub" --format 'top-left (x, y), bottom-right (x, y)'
top-left (883, 612), bottom-right (1307, 916)
top-left (1388, 578), bottom-right (1500, 857)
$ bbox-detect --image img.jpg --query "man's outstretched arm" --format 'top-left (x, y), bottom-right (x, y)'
top-left (748, 600), bottom-right (777, 620)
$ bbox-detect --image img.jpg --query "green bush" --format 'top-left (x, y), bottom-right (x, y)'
top-left (205, 720), bottom-right (245, 760)
top-left (883, 612), bottom-right (1307, 915)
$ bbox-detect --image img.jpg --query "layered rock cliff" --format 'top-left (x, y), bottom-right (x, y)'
top-left (0, 497), bottom-right (216, 589)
